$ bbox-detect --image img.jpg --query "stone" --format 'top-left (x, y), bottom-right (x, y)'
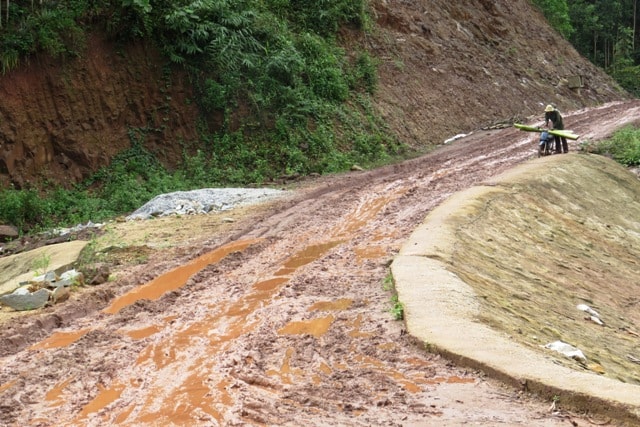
top-left (0, 288), bottom-right (50, 311)
top-left (60, 269), bottom-right (84, 286)
top-left (51, 286), bottom-right (70, 304)
top-left (44, 271), bottom-right (58, 282)
top-left (88, 265), bottom-right (110, 286)
top-left (544, 341), bottom-right (586, 362)
top-left (0, 225), bottom-right (18, 242)
top-left (48, 278), bottom-right (74, 289)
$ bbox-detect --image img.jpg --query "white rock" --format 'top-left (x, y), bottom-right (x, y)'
top-left (544, 340), bottom-right (586, 361)
top-left (576, 303), bottom-right (600, 318)
top-left (60, 269), bottom-right (82, 281)
top-left (444, 133), bottom-right (468, 144)
top-left (126, 188), bottom-right (287, 221)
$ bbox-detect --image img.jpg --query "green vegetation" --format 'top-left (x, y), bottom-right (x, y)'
top-left (0, 0), bottom-right (86, 73)
top-left (32, 252), bottom-right (51, 276)
top-left (532, 0), bottom-right (640, 96)
top-left (0, 0), bottom-right (407, 232)
top-left (382, 272), bottom-right (404, 321)
top-left (382, 272), bottom-right (393, 291)
top-left (585, 125), bottom-right (640, 166)
top-left (390, 294), bottom-right (404, 321)
top-left (530, 0), bottom-right (573, 39)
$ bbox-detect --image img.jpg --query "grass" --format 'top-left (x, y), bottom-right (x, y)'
top-left (582, 125), bottom-right (640, 166)
top-left (0, 0), bottom-right (411, 234)
top-left (390, 294), bottom-right (404, 321)
top-left (32, 252), bottom-right (52, 276)
top-left (383, 272), bottom-right (404, 321)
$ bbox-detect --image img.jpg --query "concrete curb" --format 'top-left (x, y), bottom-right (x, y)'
top-left (391, 156), bottom-right (640, 425)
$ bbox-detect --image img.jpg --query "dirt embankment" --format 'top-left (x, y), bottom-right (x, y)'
top-left (0, 35), bottom-right (200, 189)
top-left (369, 0), bottom-right (627, 145)
top-left (0, 0), bottom-right (630, 189)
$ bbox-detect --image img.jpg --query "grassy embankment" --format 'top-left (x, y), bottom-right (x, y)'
top-left (0, 0), bottom-right (407, 233)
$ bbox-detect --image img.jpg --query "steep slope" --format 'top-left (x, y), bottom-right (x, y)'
top-left (367, 0), bottom-right (627, 146)
top-left (0, 35), bottom-right (200, 189)
top-left (0, 0), bottom-right (630, 189)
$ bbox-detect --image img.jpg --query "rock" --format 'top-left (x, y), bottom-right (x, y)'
top-left (0, 266), bottom-right (83, 310)
top-left (60, 269), bottom-right (84, 286)
top-left (544, 340), bottom-right (586, 362)
top-left (48, 278), bottom-right (74, 289)
top-left (0, 225), bottom-right (19, 242)
top-left (13, 287), bottom-right (31, 295)
top-left (51, 286), bottom-right (70, 304)
top-left (40, 269), bottom-right (83, 289)
top-left (577, 304), bottom-right (604, 325)
top-left (49, 221), bottom-right (104, 238)
top-left (88, 265), bottom-right (110, 286)
top-left (589, 315), bottom-right (604, 326)
top-left (0, 288), bottom-right (50, 311)
top-left (126, 188), bottom-right (287, 220)
top-left (576, 303), bottom-right (599, 317)
top-left (0, 240), bottom-right (89, 296)
top-left (44, 271), bottom-right (58, 282)
top-left (444, 133), bottom-right (469, 144)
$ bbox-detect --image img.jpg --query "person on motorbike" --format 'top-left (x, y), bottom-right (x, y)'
top-left (544, 105), bottom-right (568, 154)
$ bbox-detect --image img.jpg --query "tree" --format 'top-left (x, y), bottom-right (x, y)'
top-left (567, 0), bottom-right (601, 62)
top-left (633, 0), bottom-right (637, 50)
top-left (532, 0), bottom-right (574, 39)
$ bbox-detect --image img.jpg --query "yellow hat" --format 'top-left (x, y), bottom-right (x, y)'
top-left (544, 104), bottom-right (554, 112)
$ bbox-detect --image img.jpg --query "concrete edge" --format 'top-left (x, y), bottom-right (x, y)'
top-left (391, 157), bottom-right (640, 425)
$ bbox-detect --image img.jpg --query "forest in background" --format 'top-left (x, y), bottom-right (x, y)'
top-left (534, 0), bottom-right (640, 96)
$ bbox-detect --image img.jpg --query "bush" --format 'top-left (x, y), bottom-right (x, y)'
top-left (591, 126), bottom-right (640, 166)
top-left (351, 51), bottom-right (378, 93)
top-left (0, 0), bottom-right (402, 234)
top-left (0, 1), bottom-right (88, 73)
top-left (0, 189), bottom-right (47, 231)
top-left (611, 65), bottom-right (640, 98)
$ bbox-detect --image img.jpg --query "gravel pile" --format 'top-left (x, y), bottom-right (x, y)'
top-left (126, 188), bottom-right (287, 220)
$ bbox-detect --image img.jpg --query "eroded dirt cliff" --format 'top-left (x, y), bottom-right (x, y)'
top-left (367, 0), bottom-right (627, 146)
top-left (0, 0), bottom-right (630, 189)
top-left (0, 34), bottom-right (200, 189)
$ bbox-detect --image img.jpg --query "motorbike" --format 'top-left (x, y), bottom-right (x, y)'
top-left (538, 130), bottom-right (555, 157)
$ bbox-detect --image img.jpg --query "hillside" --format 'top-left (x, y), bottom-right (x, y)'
top-left (0, 0), bottom-right (629, 190)
top-left (1, 0), bottom-right (639, 420)
top-left (368, 0), bottom-right (627, 142)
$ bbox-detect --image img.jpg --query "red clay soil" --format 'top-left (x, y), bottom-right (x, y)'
top-left (0, 0), bottom-right (627, 190)
top-left (1, 100), bottom-right (638, 426)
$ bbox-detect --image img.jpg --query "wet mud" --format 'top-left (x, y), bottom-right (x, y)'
top-left (1, 101), bottom-right (639, 426)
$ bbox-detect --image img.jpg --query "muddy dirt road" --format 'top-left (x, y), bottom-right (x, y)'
top-left (1, 100), bottom-right (639, 426)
